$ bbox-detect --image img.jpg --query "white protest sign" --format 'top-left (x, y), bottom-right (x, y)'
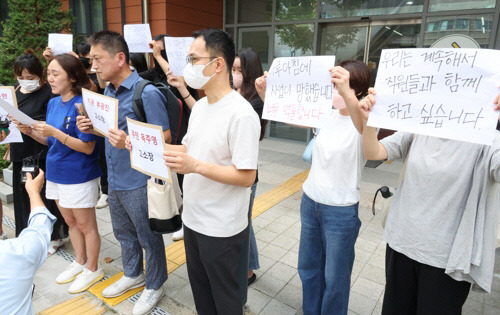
top-left (48, 33), bottom-right (73, 55)
top-left (368, 48), bottom-right (500, 145)
top-left (124, 24), bottom-right (153, 53)
top-left (81, 88), bottom-right (118, 137)
top-left (263, 56), bottom-right (335, 128)
top-left (0, 87), bottom-right (23, 144)
top-left (127, 117), bottom-right (169, 181)
top-left (164, 37), bottom-right (194, 76)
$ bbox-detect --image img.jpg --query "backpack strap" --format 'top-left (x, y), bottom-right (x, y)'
top-left (132, 79), bottom-right (151, 122)
top-left (176, 98), bottom-right (183, 144)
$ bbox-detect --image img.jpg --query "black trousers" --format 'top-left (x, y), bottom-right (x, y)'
top-left (382, 245), bottom-right (471, 315)
top-left (184, 224), bottom-right (248, 315)
top-left (98, 137), bottom-right (108, 195)
top-left (13, 161), bottom-right (68, 239)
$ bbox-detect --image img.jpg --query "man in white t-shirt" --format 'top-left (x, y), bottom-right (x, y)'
top-left (163, 29), bottom-right (260, 315)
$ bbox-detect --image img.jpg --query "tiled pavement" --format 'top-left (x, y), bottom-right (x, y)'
top-left (1, 138), bottom-right (500, 314)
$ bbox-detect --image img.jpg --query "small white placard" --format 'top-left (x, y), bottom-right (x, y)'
top-left (124, 24), bottom-right (153, 53)
top-left (81, 88), bottom-right (118, 137)
top-left (0, 87), bottom-right (23, 143)
top-left (263, 56), bottom-right (335, 128)
top-left (368, 48), bottom-right (500, 145)
top-left (48, 33), bottom-right (73, 55)
top-left (127, 117), bottom-right (169, 181)
top-left (164, 37), bottom-right (194, 76)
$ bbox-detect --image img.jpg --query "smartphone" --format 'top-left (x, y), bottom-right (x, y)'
top-left (75, 103), bottom-right (88, 118)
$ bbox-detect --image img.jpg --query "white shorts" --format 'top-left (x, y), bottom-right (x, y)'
top-left (46, 178), bottom-right (100, 209)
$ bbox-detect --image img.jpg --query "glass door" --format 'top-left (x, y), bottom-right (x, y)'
top-left (238, 27), bottom-right (272, 71)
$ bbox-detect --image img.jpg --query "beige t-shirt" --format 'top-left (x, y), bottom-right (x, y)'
top-left (181, 91), bottom-right (260, 237)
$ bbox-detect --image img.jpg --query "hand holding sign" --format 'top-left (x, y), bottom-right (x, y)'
top-left (124, 24), bottom-right (153, 53)
top-left (368, 48), bottom-right (500, 145)
top-left (263, 56), bottom-right (335, 128)
top-left (82, 88), bottom-right (118, 137)
top-left (127, 118), bottom-right (169, 181)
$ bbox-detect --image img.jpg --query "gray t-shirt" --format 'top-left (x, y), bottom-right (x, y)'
top-left (381, 132), bottom-right (500, 269)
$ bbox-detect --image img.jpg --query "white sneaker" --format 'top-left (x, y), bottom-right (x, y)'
top-left (102, 273), bottom-right (145, 298)
top-left (56, 261), bottom-right (85, 284)
top-left (96, 193), bottom-right (108, 209)
top-left (0, 231), bottom-right (7, 240)
top-left (68, 266), bottom-right (104, 293)
top-left (172, 227), bottom-right (184, 241)
top-left (132, 287), bottom-right (164, 315)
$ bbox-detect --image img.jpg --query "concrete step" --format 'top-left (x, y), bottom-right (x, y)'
top-left (0, 181), bottom-right (13, 203)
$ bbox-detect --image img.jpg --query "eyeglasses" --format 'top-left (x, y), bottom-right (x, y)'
top-left (186, 55), bottom-right (216, 65)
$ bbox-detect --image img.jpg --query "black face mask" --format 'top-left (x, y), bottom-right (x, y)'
top-left (79, 57), bottom-right (91, 69)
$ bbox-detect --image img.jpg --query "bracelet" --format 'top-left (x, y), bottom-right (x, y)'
top-left (182, 94), bottom-right (190, 100)
top-left (62, 134), bottom-right (70, 145)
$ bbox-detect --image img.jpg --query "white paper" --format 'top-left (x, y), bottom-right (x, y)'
top-left (164, 37), bottom-right (194, 76)
top-left (124, 24), bottom-right (153, 53)
top-left (48, 33), bottom-right (73, 55)
top-left (127, 118), bottom-right (169, 181)
top-left (368, 48), bottom-right (500, 145)
top-left (0, 89), bottom-right (23, 144)
top-left (82, 88), bottom-right (118, 137)
top-left (263, 56), bottom-right (335, 128)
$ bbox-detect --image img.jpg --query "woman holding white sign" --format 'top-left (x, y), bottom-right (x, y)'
top-left (10, 51), bottom-right (69, 255)
top-left (14, 54), bottom-right (103, 294)
top-left (357, 89), bottom-right (500, 314)
top-left (255, 60), bottom-right (370, 315)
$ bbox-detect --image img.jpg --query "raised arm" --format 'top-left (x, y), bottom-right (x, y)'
top-left (358, 89), bottom-right (389, 161)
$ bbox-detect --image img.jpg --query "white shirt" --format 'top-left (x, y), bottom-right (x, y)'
top-left (302, 110), bottom-right (365, 206)
top-left (182, 91), bottom-right (260, 237)
top-left (0, 207), bottom-right (55, 315)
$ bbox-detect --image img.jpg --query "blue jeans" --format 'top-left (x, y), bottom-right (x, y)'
top-left (248, 183), bottom-right (260, 270)
top-left (298, 193), bottom-right (361, 315)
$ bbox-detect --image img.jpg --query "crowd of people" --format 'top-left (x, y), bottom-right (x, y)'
top-left (0, 27), bottom-right (499, 315)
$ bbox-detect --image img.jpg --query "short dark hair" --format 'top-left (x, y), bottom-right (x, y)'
top-left (130, 53), bottom-right (148, 73)
top-left (192, 28), bottom-right (235, 73)
top-left (89, 30), bottom-right (130, 64)
top-left (76, 41), bottom-right (91, 56)
top-left (51, 54), bottom-right (92, 95)
top-left (339, 60), bottom-right (371, 99)
top-left (153, 34), bottom-right (168, 41)
top-left (236, 48), bottom-right (263, 102)
top-left (14, 50), bottom-right (45, 84)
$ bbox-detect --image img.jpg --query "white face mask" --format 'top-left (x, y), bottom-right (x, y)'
top-left (17, 79), bottom-right (40, 92)
top-left (232, 72), bottom-right (243, 89)
top-left (183, 58), bottom-right (217, 90)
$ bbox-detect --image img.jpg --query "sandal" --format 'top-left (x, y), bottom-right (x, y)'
top-left (47, 239), bottom-right (64, 257)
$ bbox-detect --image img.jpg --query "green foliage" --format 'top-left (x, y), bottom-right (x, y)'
top-left (0, 145), bottom-right (9, 171)
top-left (0, 0), bottom-right (74, 85)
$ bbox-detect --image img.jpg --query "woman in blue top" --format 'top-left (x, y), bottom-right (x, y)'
top-left (15, 54), bottom-right (103, 294)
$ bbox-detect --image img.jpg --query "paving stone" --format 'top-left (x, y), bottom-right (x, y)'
top-left (252, 216), bottom-right (272, 229)
top-left (171, 283), bottom-right (196, 311)
top-left (270, 234), bottom-right (298, 251)
top-left (352, 277), bottom-right (385, 301)
top-left (260, 298), bottom-right (297, 315)
top-left (280, 250), bottom-right (298, 268)
top-left (255, 228), bottom-right (279, 243)
top-left (359, 264), bottom-right (386, 286)
top-left (355, 247), bottom-right (374, 264)
top-left (253, 274), bottom-right (287, 297)
top-left (348, 291), bottom-right (378, 315)
top-left (246, 287), bottom-right (272, 314)
top-left (257, 254), bottom-right (277, 274)
top-left (260, 243), bottom-right (288, 261)
top-left (366, 254), bottom-right (386, 270)
top-left (355, 238), bottom-right (380, 253)
top-left (289, 273), bottom-right (302, 289)
top-left (275, 283), bottom-right (302, 310)
top-left (265, 262), bottom-right (297, 283)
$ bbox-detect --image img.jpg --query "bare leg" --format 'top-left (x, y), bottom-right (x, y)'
top-left (72, 207), bottom-right (100, 271)
top-left (57, 201), bottom-right (87, 265)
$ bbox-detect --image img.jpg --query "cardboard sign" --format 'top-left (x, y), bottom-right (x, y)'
top-left (124, 24), bottom-right (153, 53)
top-left (164, 37), bottom-right (194, 76)
top-left (127, 117), bottom-right (169, 181)
top-left (81, 88), bottom-right (118, 136)
top-left (48, 33), bottom-right (73, 55)
top-left (368, 48), bottom-right (500, 145)
top-left (263, 56), bottom-right (335, 128)
top-left (0, 87), bottom-right (24, 143)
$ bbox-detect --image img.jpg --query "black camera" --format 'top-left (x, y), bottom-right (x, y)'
top-left (21, 152), bottom-right (43, 183)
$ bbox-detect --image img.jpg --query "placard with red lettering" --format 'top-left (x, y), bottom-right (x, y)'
top-left (0, 86), bottom-right (24, 144)
top-left (82, 88), bottom-right (118, 137)
top-left (368, 48), bottom-right (500, 145)
top-left (263, 56), bottom-right (335, 128)
top-left (126, 117), bottom-right (169, 182)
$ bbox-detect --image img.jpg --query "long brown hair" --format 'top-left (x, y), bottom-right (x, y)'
top-left (51, 54), bottom-right (92, 94)
top-left (236, 48), bottom-right (264, 102)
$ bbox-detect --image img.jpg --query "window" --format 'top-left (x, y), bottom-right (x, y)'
top-left (69, 0), bottom-right (106, 39)
top-left (429, 0), bottom-right (496, 12)
top-left (321, 0), bottom-right (424, 18)
top-left (276, 0), bottom-right (316, 21)
top-left (239, 0), bottom-right (272, 23)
